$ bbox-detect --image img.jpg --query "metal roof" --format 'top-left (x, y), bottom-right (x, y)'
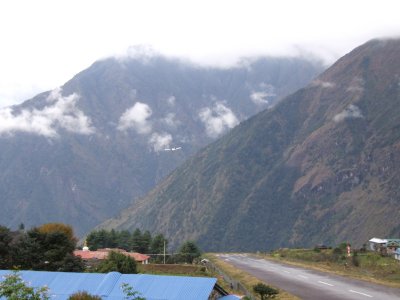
top-left (0, 270), bottom-right (217, 300)
top-left (369, 238), bottom-right (387, 244)
top-left (219, 296), bottom-right (241, 300)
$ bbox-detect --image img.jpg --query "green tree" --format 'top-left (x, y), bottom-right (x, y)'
top-left (96, 251), bottom-right (137, 274)
top-left (150, 234), bottom-right (167, 254)
top-left (130, 229), bottom-right (142, 253)
top-left (0, 271), bottom-right (49, 300)
top-left (68, 291), bottom-right (102, 300)
top-left (140, 231), bottom-right (152, 254)
top-left (118, 230), bottom-right (132, 251)
top-left (37, 223), bottom-right (76, 242)
top-left (0, 226), bottom-right (13, 269)
top-left (178, 241), bottom-right (201, 263)
top-left (121, 283), bottom-right (146, 300)
top-left (150, 234), bottom-right (168, 263)
top-left (253, 282), bottom-right (278, 299)
top-left (11, 228), bottom-right (83, 272)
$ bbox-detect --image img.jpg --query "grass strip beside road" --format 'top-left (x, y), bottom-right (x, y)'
top-left (261, 249), bottom-right (400, 289)
top-left (205, 253), bottom-right (299, 300)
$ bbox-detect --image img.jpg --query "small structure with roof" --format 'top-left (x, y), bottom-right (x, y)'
top-left (369, 238), bottom-right (387, 251)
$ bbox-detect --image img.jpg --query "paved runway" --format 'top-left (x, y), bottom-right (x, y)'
top-left (216, 253), bottom-right (400, 300)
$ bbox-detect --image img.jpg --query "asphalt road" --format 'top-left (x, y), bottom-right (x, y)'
top-left (216, 253), bottom-right (400, 300)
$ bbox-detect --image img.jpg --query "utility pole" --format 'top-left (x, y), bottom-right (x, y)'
top-left (163, 239), bottom-right (166, 264)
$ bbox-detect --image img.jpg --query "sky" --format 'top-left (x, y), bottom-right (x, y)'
top-left (0, 0), bottom-right (399, 107)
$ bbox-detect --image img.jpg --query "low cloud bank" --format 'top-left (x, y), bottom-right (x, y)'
top-left (0, 88), bottom-right (94, 137)
top-left (333, 104), bottom-right (364, 122)
top-left (149, 132), bottom-right (173, 151)
top-left (199, 102), bottom-right (239, 138)
top-left (117, 102), bottom-right (152, 134)
top-left (312, 80), bottom-right (335, 88)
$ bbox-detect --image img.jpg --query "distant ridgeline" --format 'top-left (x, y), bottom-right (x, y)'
top-left (0, 54), bottom-right (323, 235)
top-left (98, 39), bottom-right (400, 251)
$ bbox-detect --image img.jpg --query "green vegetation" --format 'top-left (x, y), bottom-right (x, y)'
top-left (68, 291), bottom-right (102, 300)
top-left (253, 282), bottom-right (279, 299)
top-left (0, 271), bottom-right (49, 300)
top-left (177, 241), bottom-right (201, 264)
top-left (86, 229), bottom-right (166, 254)
top-left (121, 283), bottom-right (146, 300)
top-left (0, 223), bottom-right (83, 272)
top-left (206, 254), bottom-right (298, 300)
top-left (268, 247), bottom-right (400, 287)
top-left (95, 251), bottom-right (137, 274)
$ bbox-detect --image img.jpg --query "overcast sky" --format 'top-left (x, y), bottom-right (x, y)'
top-left (0, 0), bottom-right (399, 107)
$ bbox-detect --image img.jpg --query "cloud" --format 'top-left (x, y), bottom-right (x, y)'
top-left (166, 96), bottom-right (176, 106)
top-left (0, 88), bottom-right (95, 137)
top-left (347, 77), bottom-right (364, 93)
top-left (199, 102), bottom-right (239, 138)
top-left (149, 132), bottom-right (173, 152)
top-left (311, 80), bottom-right (335, 88)
top-left (333, 104), bottom-right (364, 122)
top-left (249, 83), bottom-right (276, 105)
top-left (250, 91), bottom-right (272, 105)
top-left (162, 113), bottom-right (180, 128)
top-left (117, 102), bottom-right (152, 134)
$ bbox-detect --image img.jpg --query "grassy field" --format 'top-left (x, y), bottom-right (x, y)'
top-left (138, 263), bottom-right (207, 276)
top-left (265, 248), bottom-right (400, 288)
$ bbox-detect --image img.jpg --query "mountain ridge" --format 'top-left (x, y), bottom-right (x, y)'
top-left (99, 38), bottom-right (400, 251)
top-left (0, 54), bottom-right (323, 235)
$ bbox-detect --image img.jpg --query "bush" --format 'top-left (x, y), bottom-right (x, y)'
top-left (352, 251), bottom-right (360, 267)
top-left (0, 271), bottom-right (49, 300)
top-left (253, 282), bottom-right (279, 299)
top-left (96, 251), bottom-right (137, 274)
top-left (68, 291), bottom-right (102, 300)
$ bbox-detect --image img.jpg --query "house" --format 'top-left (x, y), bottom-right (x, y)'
top-left (0, 270), bottom-right (240, 300)
top-left (369, 237), bottom-right (387, 251)
top-left (74, 247), bottom-right (150, 264)
top-left (395, 248), bottom-right (400, 261)
top-left (386, 239), bottom-right (400, 255)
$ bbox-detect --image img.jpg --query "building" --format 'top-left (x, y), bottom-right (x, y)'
top-left (0, 270), bottom-right (239, 300)
top-left (74, 248), bottom-right (150, 264)
top-left (368, 238), bottom-right (387, 251)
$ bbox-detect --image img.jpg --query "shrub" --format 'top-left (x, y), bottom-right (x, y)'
top-left (0, 271), bottom-right (49, 300)
top-left (253, 282), bottom-right (279, 299)
top-left (68, 291), bottom-right (102, 300)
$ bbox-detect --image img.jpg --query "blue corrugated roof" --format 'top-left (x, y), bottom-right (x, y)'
top-left (219, 296), bottom-right (241, 300)
top-left (0, 270), bottom-right (217, 300)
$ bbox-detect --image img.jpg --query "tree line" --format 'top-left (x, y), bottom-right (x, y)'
top-left (86, 228), bottom-right (167, 255)
top-left (0, 223), bottom-right (83, 272)
top-left (86, 228), bottom-right (202, 264)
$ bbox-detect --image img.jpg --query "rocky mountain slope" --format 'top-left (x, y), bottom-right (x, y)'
top-left (0, 54), bottom-right (323, 235)
top-left (100, 39), bottom-right (400, 251)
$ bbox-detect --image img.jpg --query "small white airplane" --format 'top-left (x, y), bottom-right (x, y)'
top-left (164, 146), bottom-right (182, 151)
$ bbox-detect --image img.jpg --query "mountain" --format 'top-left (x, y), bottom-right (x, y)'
top-left (0, 54), bottom-right (323, 235)
top-left (100, 39), bottom-right (400, 251)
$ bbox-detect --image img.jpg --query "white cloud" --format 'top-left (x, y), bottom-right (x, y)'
top-left (167, 96), bottom-right (176, 106)
top-left (347, 77), bottom-right (364, 93)
top-left (117, 102), bottom-right (152, 134)
top-left (149, 132), bottom-right (173, 152)
top-left (199, 102), bottom-right (239, 138)
top-left (250, 91), bottom-right (271, 105)
top-left (0, 88), bottom-right (94, 137)
top-left (1, 0), bottom-right (400, 108)
top-left (250, 83), bottom-right (276, 105)
top-left (162, 113), bottom-right (180, 128)
top-left (333, 104), bottom-right (364, 122)
top-left (311, 80), bottom-right (335, 88)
